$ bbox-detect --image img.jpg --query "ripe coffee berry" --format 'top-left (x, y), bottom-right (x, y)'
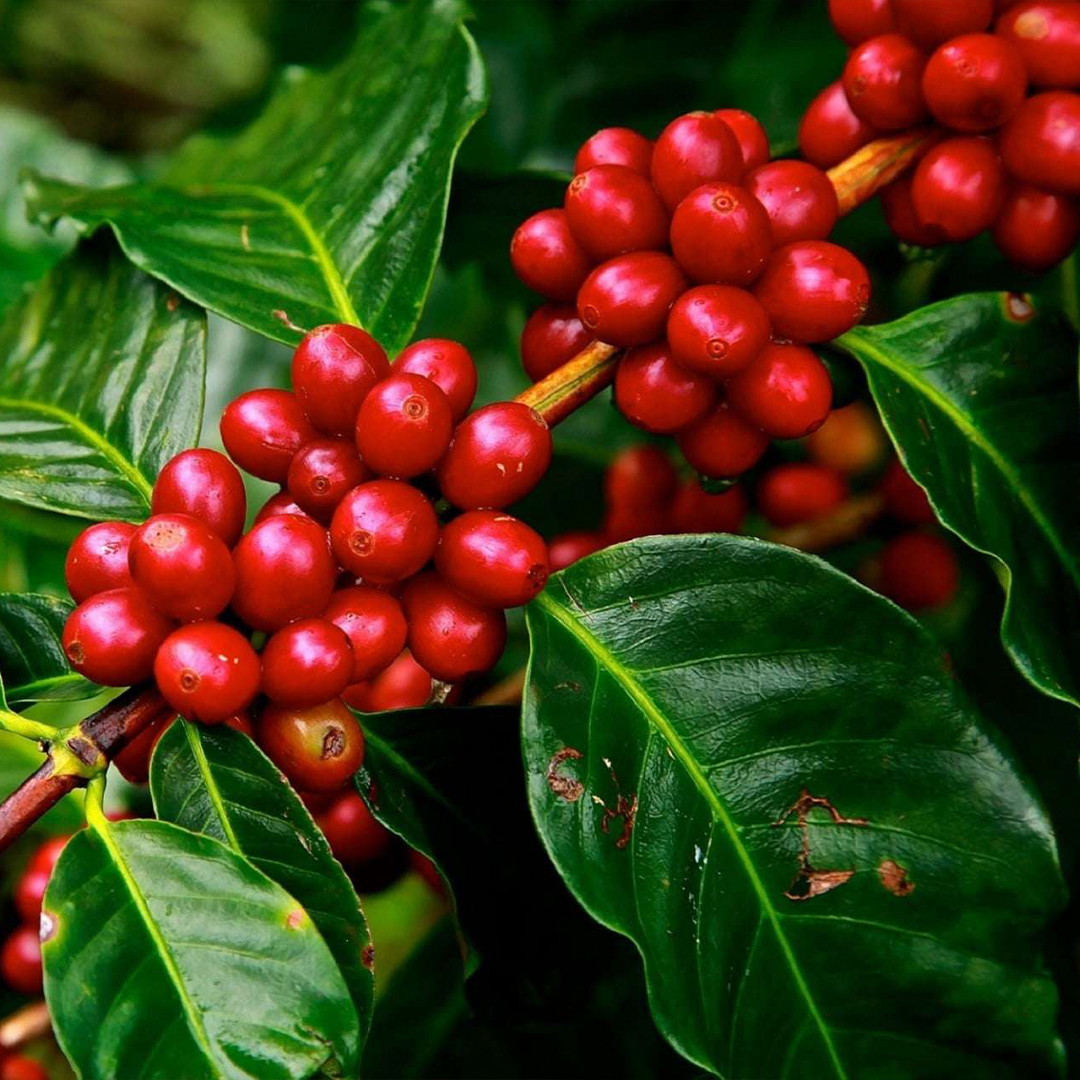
top-left (392, 338), bottom-right (477, 422)
top-left (843, 34), bottom-right (930, 130)
top-left (1, 1057), bottom-right (48, 1080)
top-left (577, 252), bottom-right (689, 347)
top-left (151, 448), bottom-right (247, 546)
top-left (129, 513), bottom-right (235, 622)
top-left (670, 480), bottom-right (748, 534)
top-left (258, 698), bottom-right (365, 792)
top-left (345, 649), bottom-right (436, 712)
top-left (605, 445), bottom-right (679, 508)
top-left (996, 2), bottom-right (1080, 89)
top-left (231, 515), bottom-right (337, 631)
top-left (828, 0), bottom-right (896, 46)
top-left (922, 33), bottom-right (1028, 132)
top-left (255, 490), bottom-right (312, 523)
top-left (291, 324), bottom-right (390, 437)
top-left (714, 108), bottom-right (770, 172)
top-left (316, 791), bottom-right (392, 866)
top-left (324, 585), bottom-right (408, 680)
top-left (437, 402), bottom-right (553, 510)
top-left (892, 0), bottom-right (993, 49)
top-left (564, 164), bottom-right (669, 259)
top-left (436, 510), bottom-right (550, 608)
top-left (604, 500), bottom-right (670, 543)
top-left (1, 926), bottom-right (42, 996)
top-left (880, 459), bottom-right (936, 524)
top-left (911, 137), bottom-right (1007, 240)
top-left (651, 111), bottom-right (744, 211)
top-left (114, 712), bottom-right (173, 784)
top-left (999, 91), bottom-right (1080, 195)
top-left (355, 373), bottom-right (453, 478)
top-left (993, 183), bottom-right (1080, 269)
top-left (510, 209), bottom-right (594, 301)
top-left (745, 161), bottom-right (840, 245)
top-left (548, 531), bottom-right (607, 571)
top-left (330, 480), bottom-right (438, 583)
top-left (574, 127), bottom-right (654, 175)
top-left (669, 182), bottom-right (773, 285)
top-left (64, 521), bottom-right (136, 603)
top-left (154, 621), bottom-right (261, 723)
top-left (757, 463), bottom-right (849, 527)
top-left (261, 619), bottom-right (355, 706)
top-left (880, 174), bottom-right (948, 245)
top-left (675, 403), bottom-right (771, 477)
top-left (805, 402), bottom-right (887, 475)
top-left (402, 572), bottom-right (507, 683)
top-left (287, 438), bottom-right (370, 519)
top-left (799, 81), bottom-right (880, 169)
top-left (726, 342), bottom-right (834, 439)
top-left (520, 304), bottom-right (593, 382)
top-left (63, 587), bottom-right (174, 686)
top-left (667, 285), bottom-right (771, 379)
top-left (15, 835), bottom-right (67, 923)
top-left (614, 341), bottom-right (717, 434)
top-left (879, 531), bottom-right (959, 609)
top-left (220, 389), bottom-right (319, 485)
top-left (754, 241), bottom-right (871, 343)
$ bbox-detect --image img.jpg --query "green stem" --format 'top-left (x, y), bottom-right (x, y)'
top-left (0, 710), bottom-right (56, 743)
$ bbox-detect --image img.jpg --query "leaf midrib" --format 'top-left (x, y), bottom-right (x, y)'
top-left (181, 720), bottom-right (241, 852)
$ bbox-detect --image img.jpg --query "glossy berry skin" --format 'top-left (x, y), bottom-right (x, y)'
top-left (152, 448), bottom-right (247, 546)
top-left (255, 490), bottom-right (312, 524)
top-left (996, 2), bottom-right (1080, 88)
top-left (879, 531), bottom-right (959, 609)
top-left (437, 402), bottom-right (553, 510)
top-left (805, 401), bottom-right (887, 475)
top-left (892, 0), bottom-right (993, 49)
top-left (287, 438), bottom-right (370, 520)
top-left (344, 649), bottom-right (435, 712)
top-left (670, 481), bottom-right (748, 535)
top-left (316, 790), bottom-right (393, 866)
top-left (757, 463), bottom-right (849, 527)
top-left (669, 182), bottom-right (773, 286)
top-left (128, 513), bottom-right (235, 622)
top-left (799, 81), bottom-right (880, 169)
top-left (605, 446), bottom-right (679, 508)
top-left (261, 618), bottom-right (355, 706)
top-left (392, 339), bottom-right (477, 422)
top-left (667, 286), bottom-right (770, 380)
top-left (827, 0), bottom-right (896, 46)
top-left (726, 343), bottom-right (834, 439)
top-left (154, 621), bottom-right (261, 723)
top-left (323, 585), bottom-right (408, 681)
top-left (563, 164), bottom-right (669, 260)
top-left (614, 341), bottom-right (717, 434)
top-left (999, 91), bottom-right (1080, 195)
top-left (0, 1057), bottom-right (49, 1080)
top-left (63, 588), bottom-right (174, 686)
top-left (675, 404), bottom-right (771, 477)
top-left (15, 835), bottom-right (68, 923)
top-left (548, 531), bottom-right (607, 571)
top-left (843, 34), bottom-right (930, 130)
top-left (1, 926), bottom-right (42, 996)
top-left (64, 521), bottom-right (136, 603)
top-left (221, 388), bottom-right (319, 483)
top-left (880, 175), bottom-right (948, 245)
top-left (436, 510), bottom-right (550, 608)
top-left (521, 304), bottom-right (593, 382)
top-left (329, 480), bottom-right (438, 583)
top-left (355, 373), bottom-right (453, 478)
top-left (291, 324), bottom-right (390, 437)
top-left (651, 111), bottom-right (744, 211)
top-left (880, 459), bottom-right (935, 524)
top-left (402, 572), bottom-right (507, 683)
top-left (258, 698), bottom-right (365, 792)
top-left (754, 241), bottom-right (871, 343)
top-left (713, 109), bottom-right (770, 172)
top-left (231, 515), bottom-right (337, 631)
top-left (223, 711), bottom-right (255, 737)
top-left (745, 161), bottom-right (840, 246)
top-left (911, 137), bottom-right (1007, 241)
top-left (574, 127), bottom-right (654, 175)
top-left (577, 252), bottom-right (689, 348)
top-left (922, 34), bottom-right (1028, 132)
top-left (510, 209), bottom-right (594, 301)
top-left (113, 712), bottom-right (173, 785)
top-left (993, 183), bottom-right (1080, 269)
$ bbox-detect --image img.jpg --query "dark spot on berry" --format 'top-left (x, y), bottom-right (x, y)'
top-left (321, 725), bottom-right (346, 760)
top-left (66, 641), bottom-right (84, 665)
top-left (403, 394), bottom-right (427, 421)
top-left (180, 669), bottom-right (199, 692)
top-left (707, 337), bottom-right (729, 358)
top-left (350, 530), bottom-right (374, 557)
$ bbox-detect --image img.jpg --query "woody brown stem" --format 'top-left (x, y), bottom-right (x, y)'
top-left (766, 492), bottom-right (886, 553)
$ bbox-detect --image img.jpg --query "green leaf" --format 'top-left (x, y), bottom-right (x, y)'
top-left (44, 816), bottom-right (359, 1080)
top-left (149, 720), bottom-right (374, 1038)
top-left (23, 0), bottom-right (488, 352)
top-left (523, 534), bottom-right (1065, 1079)
top-left (0, 236), bottom-right (207, 521)
top-left (837, 293), bottom-right (1080, 708)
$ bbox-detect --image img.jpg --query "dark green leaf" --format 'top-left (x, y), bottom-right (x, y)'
top-left (524, 534), bottom-right (1065, 1078)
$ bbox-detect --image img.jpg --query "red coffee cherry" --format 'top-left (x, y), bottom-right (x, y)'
top-left (993, 183), bottom-right (1080, 269)
top-left (64, 521), bottom-right (136, 603)
top-left (258, 698), bottom-right (365, 792)
top-left (1, 926), bottom-right (42, 996)
top-left (805, 402), bottom-right (887, 475)
top-left (911, 136), bottom-right (1007, 240)
top-left (669, 480), bottom-right (748, 534)
top-left (879, 531), bottom-right (959, 609)
top-left (291, 324), bottom-right (390, 437)
top-left (401, 572), bottom-right (508, 682)
top-left (892, 0), bottom-right (993, 49)
top-left (669, 182), bottom-right (773, 285)
top-left (880, 174), bottom-right (948, 245)
top-left (220, 389), bottom-right (319, 483)
top-left (261, 618), bottom-right (355, 706)
top-left (604, 499), bottom-right (671, 542)
top-left (754, 241), bottom-right (871, 343)
top-left (605, 445), bottom-right (679, 508)
top-left (757, 463), bottom-right (849, 527)
top-left (15, 835), bottom-right (69, 924)
top-left (231, 515), bottom-right (336, 631)
top-left (843, 34), bottom-right (930, 130)
top-left (726, 342), bottom-right (834, 439)
top-left (128, 513), bottom-right (235, 622)
top-left (392, 338), bottom-right (477, 422)
top-left (323, 585), bottom-right (408, 681)
top-left (436, 510), bottom-right (550, 608)
top-left (113, 712), bottom-right (174, 785)
top-left (713, 108), bottom-right (770, 172)
top-left (520, 304), bottom-right (593, 382)
top-left (437, 402), bottom-right (553, 510)
top-left (923, 33), bottom-right (1028, 132)
top-left (614, 341), bottom-right (718, 434)
top-left (355, 373), bottom-right (453, 478)
top-left (63, 588), bottom-right (174, 686)
top-left (254, 490), bottom-right (312, 524)
top-left (563, 164), bottom-right (669, 260)
top-left (329, 480), bottom-right (438, 583)
top-left (651, 111), bottom-right (744, 211)
top-left (510, 209), bottom-right (594, 301)
top-left (828, 0), bottom-right (897, 46)
top-left (667, 285), bottom-right (771, 379)
top-left (287, 438), bottom-right (370, 520)
top-left (577, 252), bottom-right (689, 347)
top-left (745, 160), bottom-right (840, 245)
top-left (996, 1), bottom-right (1080, 89)
top-left (574, 127), bottom-right (654, 175)
top-left (675, 403), bottom-right (771, 476)
top-left (223, 711), bottom-right (255, 737)
top-left (315, 790), bottom-right (393, 866)
top-left (548, 531), bottom-right (607, 571)
top-left (344, 649), bottom-right (435, 712)
top-left (151, 448), bottom-right (247, 546)
top-left (880, 459), bottom-right (936, 524)
top-left (1000, 90), bottom-right (1080, 195)
top-left (799, 81), bottom-right (880, 169)
top-left (0, 1057), bottom-right (48, 1080)
top-left (154, 621), bottom-right (261, 723)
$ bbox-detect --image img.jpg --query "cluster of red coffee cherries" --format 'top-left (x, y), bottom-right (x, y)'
top-left (802, 0), bottom-right (1080, 269)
